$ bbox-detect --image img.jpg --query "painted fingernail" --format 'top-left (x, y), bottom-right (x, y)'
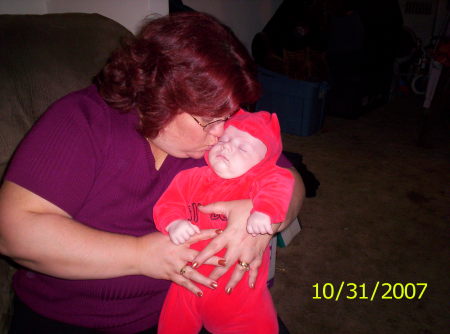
top-left (225, 287), bottom-right (232, 295)
top-left (250, 283), bottom-right (255, 289)
top-left (196, 291), bottom-right (203, 297)
top-left (210, 282), bottom-right (218, 289)
top-left (215, 229), bottom-right (223, 234)
top-left (191, 262), bottom-right (199, 269)
top-left (218, 259), bottom-right (226, 266)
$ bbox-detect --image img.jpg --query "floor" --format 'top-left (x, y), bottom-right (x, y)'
top-left (270, 91), bottom-right (449, 334)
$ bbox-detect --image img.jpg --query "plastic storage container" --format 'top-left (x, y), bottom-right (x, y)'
top-left (255, 67), bottom-right (328, 136)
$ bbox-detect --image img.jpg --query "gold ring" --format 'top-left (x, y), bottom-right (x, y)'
top-left (238, 260), bottom-right (250, 271)
top-left (179, 266), bottom-right (188, 276)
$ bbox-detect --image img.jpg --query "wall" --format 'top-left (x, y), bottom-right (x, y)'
top-left (398, 0), bottom-right (449, 45)
top-left (0, 0), bottom-right (168, 34)
top-left (0, 0), bottom-right (282, 50)
top-left (183, 0), bottom-right (283, 52)
top-left (2, 0), bottom-right (448, 48)
top-left (0, 0), bottom-right (47, 14)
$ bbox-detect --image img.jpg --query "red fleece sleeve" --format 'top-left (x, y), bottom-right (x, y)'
top-left (250, 167), bottom-right (295, 223)
top-left (153, 169), bottom-right (197, 233)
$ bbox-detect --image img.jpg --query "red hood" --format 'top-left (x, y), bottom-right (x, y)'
top-left (205, 109), bottom-right (282, 174)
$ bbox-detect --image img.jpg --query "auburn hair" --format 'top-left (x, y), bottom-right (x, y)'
top-left (95, 12), bottom-right (261, 138)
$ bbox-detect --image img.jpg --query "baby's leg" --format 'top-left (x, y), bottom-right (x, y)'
top-left (202, 252), bottom-right (277, 334)
top-left (157, 284), bottom-right (202, 334)
top-left (202, 284), bottom-right (278, 334)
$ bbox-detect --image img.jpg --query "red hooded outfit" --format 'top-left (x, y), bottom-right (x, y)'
top-left (154, 110), bottom-right (294, 334)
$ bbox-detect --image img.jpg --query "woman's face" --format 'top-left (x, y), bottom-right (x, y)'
top-left (150, 113), bottom-right (227, 159)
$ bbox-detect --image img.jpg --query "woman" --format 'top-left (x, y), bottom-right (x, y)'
top-left (0, 12), bottom-right (304, 333)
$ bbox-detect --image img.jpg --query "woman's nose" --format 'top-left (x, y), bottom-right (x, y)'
top-left (209, 137), bottom-right (219, 146)
top-left (207, 122), bottom-right (225, 137)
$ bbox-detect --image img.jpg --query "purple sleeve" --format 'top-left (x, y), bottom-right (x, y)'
top-left (5, 93), bottom-right (103, 216)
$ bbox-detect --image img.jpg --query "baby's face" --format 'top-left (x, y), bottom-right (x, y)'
top-left (208, 126), bottom-right (267, 179)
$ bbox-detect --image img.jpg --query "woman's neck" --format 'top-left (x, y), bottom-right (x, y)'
top-left (147, 139), bottom-right (168, 170)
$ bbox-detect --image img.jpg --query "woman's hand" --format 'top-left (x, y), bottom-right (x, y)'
top-left (192, 200), bottom-right (277, 293)
top-left (136, 230), bottom-right (222, 296)
top-left (190, 167), bottom-right (304, 293)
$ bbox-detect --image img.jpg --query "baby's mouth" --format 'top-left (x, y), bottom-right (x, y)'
top-left (216, 154), bottom-right (228, 162)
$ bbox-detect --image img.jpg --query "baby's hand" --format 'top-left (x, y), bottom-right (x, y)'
top-left (166, 219), bottom-right (200, 245)
top-left (246, 211), bottom-right (273, 236)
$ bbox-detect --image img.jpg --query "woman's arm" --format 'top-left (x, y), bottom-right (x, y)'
top-left (193, 166), bottom-right (305, 291)
top-left (0, 181), bottom-right (219, 295)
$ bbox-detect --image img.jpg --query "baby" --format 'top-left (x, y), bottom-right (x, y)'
top-left (154, 110), bottom-right (294, 334)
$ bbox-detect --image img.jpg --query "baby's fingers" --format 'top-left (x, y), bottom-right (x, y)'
top-left (264, 224), bottom-right (274, 235)
top-left (170, 234), bottom-right (183, 245)
top-left (247, 221), bottom-right (264, 235)
top-left (246, 224), bottom-right (255, 235)
top-left (192, 224), bottom-right (201, 234)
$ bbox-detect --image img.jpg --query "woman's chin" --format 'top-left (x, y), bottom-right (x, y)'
top-left (187, 151), bottom-right (206, 159)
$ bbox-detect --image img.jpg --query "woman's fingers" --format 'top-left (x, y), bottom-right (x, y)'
top-left (187, 228), bottom-right (220, 244)
top-left (212, 255), bottom-right (262, 292)
top-left (139, 232), bottom-right (222, 296)
top-left (247, 265), bottom-right (258, 289)
top-left (195, 199), bottom-right (271, 292)
top-left (198, 202), bottom-right (229, 215)
top-left (180, 246), bottom-right (224, 268)
top-left (208, 265), bottom-right (231, 282)
top-left (202, 255), bottom-right (225, 267)
top-left (183, 265), bottom-right (218, 290)
top-left (172, 271), bottom-right (204, 297)
top-left (225, 254), bottom-right (262, 291)
top-left (169, 258), bottom-right (218, 295)
top-left (224, 262), bottom-right (251, 293)
top-left (191, 231), bottom-right (225, 267)
top-left (173, 264), bottom-right (217, 295)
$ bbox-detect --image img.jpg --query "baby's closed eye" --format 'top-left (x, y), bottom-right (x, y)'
top-left (239, 145), bottom-right (249, 152)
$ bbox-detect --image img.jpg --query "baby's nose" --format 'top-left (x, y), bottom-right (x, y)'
top-left (222, 142), bottom-right (232, 151)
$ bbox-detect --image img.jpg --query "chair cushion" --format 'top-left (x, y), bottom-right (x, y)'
top-left (0, 13), bottom-right (133, 179)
